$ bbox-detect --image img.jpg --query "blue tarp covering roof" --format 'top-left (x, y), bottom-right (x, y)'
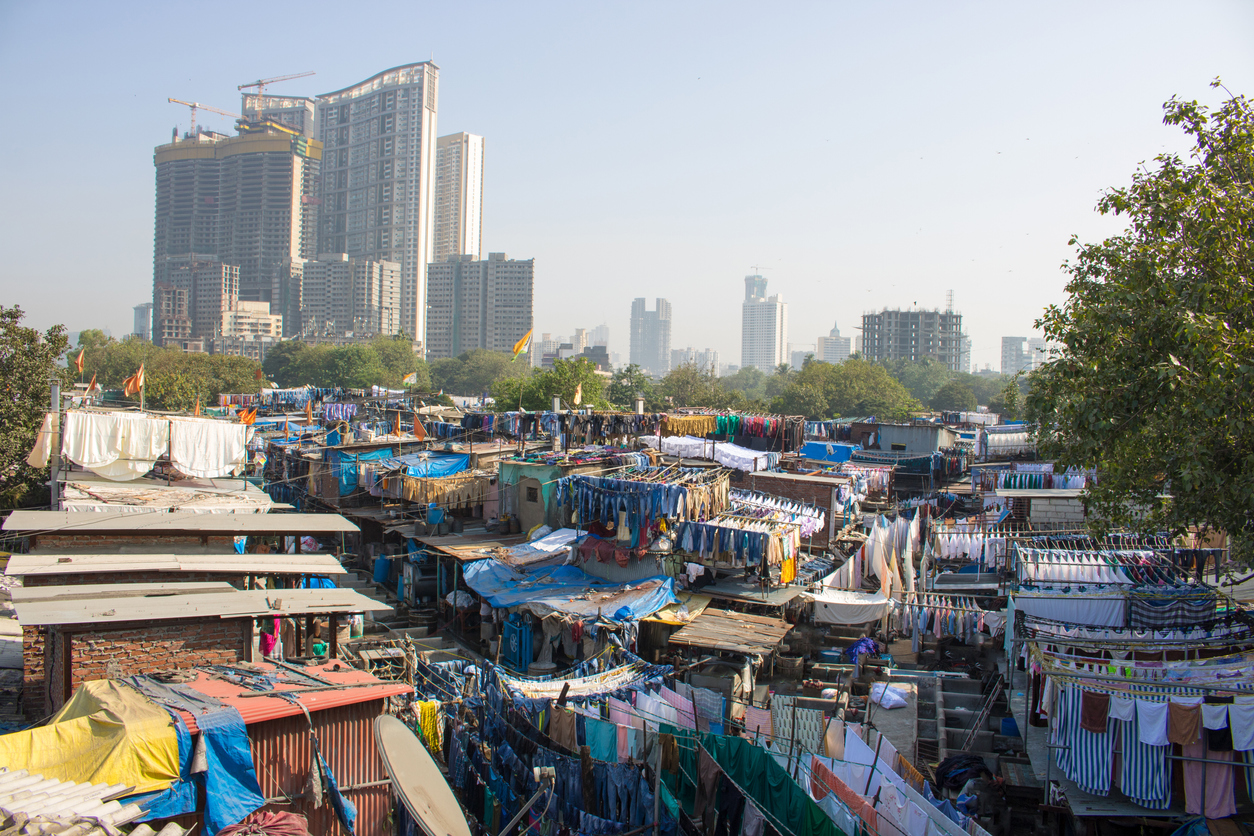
top-left (377, 451), bottom-right (469, 478)
top-left (461, 559), bottom-right (679, 622)
top-left (329, 448), bottom-right (395, 493)
top-left (799, 441), bottom-right (860, 463)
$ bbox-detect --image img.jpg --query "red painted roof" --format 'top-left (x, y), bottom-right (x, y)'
top-left (173, 661), bottom-right (411, 732)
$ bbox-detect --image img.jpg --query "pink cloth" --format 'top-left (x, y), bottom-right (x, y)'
top-left (608, 697), bottom-right (633, 762)
top-left (743, 706), bottom-right (772, 741)
top-left (1183, 740), bottom-right (1236, 819)
top-left (660, 686), bottom-right (696, 730)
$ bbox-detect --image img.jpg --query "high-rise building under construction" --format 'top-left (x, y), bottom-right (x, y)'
top-left (315, 63), bottom-right (440, 346)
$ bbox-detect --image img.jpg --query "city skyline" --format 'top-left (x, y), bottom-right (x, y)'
top-left (2, 3), bottom-right (1252, 367)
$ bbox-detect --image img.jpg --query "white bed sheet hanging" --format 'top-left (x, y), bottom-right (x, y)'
top-left (806, 589), bottom-right (890, 625)
top-left (168, 416), bottom-right (248, 479)
top-left (61, 411), bottom-right (169, 481)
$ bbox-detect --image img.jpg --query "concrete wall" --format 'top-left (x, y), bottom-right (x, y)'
top-left (1028, 496), bottom-right (1086, 526)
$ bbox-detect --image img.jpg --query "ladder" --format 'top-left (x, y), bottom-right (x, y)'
top-left (960, 673), bottom-right (1004, 752)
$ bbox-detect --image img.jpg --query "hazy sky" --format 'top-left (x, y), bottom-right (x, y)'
top-left (2, 1), bottom-right (1251, 371)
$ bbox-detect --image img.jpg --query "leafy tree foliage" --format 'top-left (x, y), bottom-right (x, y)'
top-left (930, 380), bottom-right (978, 412)
top-left (657, 363), bottom-right (754, 410)
top-left (429, 349), bottom-right (529, 397)
top-left (1026, 86), bottom-right (1254, 558)
top-left (771, 358), bottom-right (920, 419)
top-left (76, 334), bottom-right (260, 411)
top-left (261, 339), bottom-right (429, 390)
top-left (881, 357), bottom-right (954, 404)
top-left (492, 358), bottom-right (607, 411)
top-left (1, 307), bottom-right (69, 507)
top-left (606, 364), bottom-right (659, 410)
top-left (720, 366), bottom-right (768, 402)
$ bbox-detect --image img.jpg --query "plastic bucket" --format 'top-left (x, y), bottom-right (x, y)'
top-left (373, 556), bottom-right (392, 583)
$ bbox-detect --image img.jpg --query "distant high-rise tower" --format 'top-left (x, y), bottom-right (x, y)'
top-left (133, 303), bottom-right (153, 341)
top-left (1001, 336), bottom-right (1029, 375)
top-left (425, 253), bottom-right (534, 359)
top-left (298, 254), bottom-right (402, 337)
top-left (316, 63), bottom-right (440, 345)
top-left (816, 321), bottom-right (851, 364)
top-left (860, 308), bottom-right (963, 371)
top-left (741, 275), bottom-right (787, 371)
top-left (241, 94), bottom-right (317, 137)
top-left (151, 123), bottom-right (319, 341)
top-left (629, 298), bottom-right (673, 377)
top-left (433, 133), bottom-right (484, 265)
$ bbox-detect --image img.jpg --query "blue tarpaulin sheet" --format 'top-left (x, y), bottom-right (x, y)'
top-left (377, 451), bottom-right (469, 478)
top-left (329, 448), bottom-right (395, 493)
top-left (461, 559), bottom-right (679, 621)
top-left (800, 441), bottom-right (860, 463)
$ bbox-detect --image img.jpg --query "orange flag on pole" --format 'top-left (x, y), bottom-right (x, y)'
top-left (394, 411), bottom-right (402, 437)
top-left (122, 364), bottom-right (145, 397)
top-left (85, 373), bottom-right (99, 395)
top-left (413, 415), bottom-right (426, 441)
top-left (73, 349), bottom-right (84, 374)
top-left (305, 400), bottom-right (313, 424)
top-left (194, 398), bottom-right (201, 417)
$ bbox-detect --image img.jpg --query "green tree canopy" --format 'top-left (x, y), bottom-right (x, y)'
top-left (492, 358), bottom-right (606, 411)
top-left (430, 349), bottom-right (529, 396)
top-left (930, 380), bottom-right (978, 412)
top-left (1, 307), bottom-right (69, 506)
top-left (720, 366), bottom-right (767, 402)
top-left (770, 358), bottom-right (920, 419)
top-left (606, 364), bottom-right (658, 410)
top-left (1026, 85), bottom-right (1254, 559)
top-left (881, 357), bottom-right (954, 404)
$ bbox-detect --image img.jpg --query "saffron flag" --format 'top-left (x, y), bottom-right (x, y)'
top-left (305, 400), bottom-right (313, 424)
top-left (394, 411), bottom-right (402, 437)
top-left (85, 373), bottom-right (99, 395)
top-left (255, 368), bottom-right (264, 381)
top-left (122, 364), bottom-right (145, 397)
top-left (413, 415), bottom-right (426, 441)
top-left (194, 398), bottom-right (201, 417)
top-left (512, 328), bottom-right (534, 361)
top-left (73, 349), bottom-right (84, 374)
top-left (574, 383), bottom-right (583, 406)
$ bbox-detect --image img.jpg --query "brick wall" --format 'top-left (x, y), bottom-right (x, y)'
top-left (22, 625), bottom-right (44, 718)
top-left (739, 472), bottom-right (851, 551)
top-left (41, 617), bottom-right (252, 716)
top-left (1029, 496), bottom-right (1087, 526)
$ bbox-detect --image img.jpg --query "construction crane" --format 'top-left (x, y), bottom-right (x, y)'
top-left (168, 98), bottom-right (241, 135)
top-left (238, 71), bottom-right (315, 97)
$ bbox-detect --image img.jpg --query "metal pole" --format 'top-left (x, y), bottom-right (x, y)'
top-left (49, 379), bottom-right (61, 511)
top-left (651, 757), bottom-right (661, 836)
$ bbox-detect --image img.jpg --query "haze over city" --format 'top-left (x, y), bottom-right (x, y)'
top-left (1, 1), bottom-right (1251, 369)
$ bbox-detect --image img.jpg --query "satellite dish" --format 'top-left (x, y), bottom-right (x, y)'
top-left (374, 714), bottom-right (471, 836)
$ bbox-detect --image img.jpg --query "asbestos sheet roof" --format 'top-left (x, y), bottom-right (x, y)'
top-left (0, 767), bottom-right (145, 831)
top-left (3, 510), bottom-right (360, 534)
top-left (667, 609), bottom-right (794, 656)
top-left (11, 583), bottom-right (391, 627)
top-left (166, 662), bottom-right (411, 731)
top-left (5, 551), bottom-right (347, 578)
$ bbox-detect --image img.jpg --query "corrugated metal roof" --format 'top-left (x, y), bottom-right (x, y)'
top-left (0, 767), bottom-right (145, 831)
top-left (6, 552), bottom-right (348, 578)
top-left (3, 510), bottom-right (360, 534)
top-left (170, 662), bottom-right (411, 731)
top-left (11, 585), bottom-right (392, 626)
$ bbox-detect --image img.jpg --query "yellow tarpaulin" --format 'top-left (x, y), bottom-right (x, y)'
top-left (0, 680), bottom-right (180, 794)
top-left (646, 591), bottom-right (713, 625)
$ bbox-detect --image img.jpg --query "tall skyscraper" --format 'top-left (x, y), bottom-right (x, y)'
top-left (433, 133), bottom-right (484, 265)
top-left (1001, 336), bottom-right (1028, 375)
top-left (133, 303), bottom-right (153, 341)
top-left (299, 254), bottom-right (402, 337)
top-left (671, 347), bottom-right (720, 373)
top-left (425, 253), bottom-right (534, 359)
top-left (629, 298), bottom-right (673, 377)
top-left (590, 324), bottom-right (609, 347)
top-left (860, 308), bottom-right (963, 371)
top-left (316, 63), bottom-right (440, 345)
top-left (1026, 337), bottom-right (1048, 370)
top-left (816, 321), bottom-right (851, 364)
top-left (741, 276), bottom-right (787, 371)
top-left (152, 124), bottom-right (321, 324)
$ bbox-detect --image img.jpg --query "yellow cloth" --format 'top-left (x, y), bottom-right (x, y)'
top-left (0, 680), bottom-right (180, 794)
top-left (418, 700), bottom-right (442, 752)
top-left (780, 556), bottom-right (797, 584)
top-left (659, 415), bottom-right (717, 438)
